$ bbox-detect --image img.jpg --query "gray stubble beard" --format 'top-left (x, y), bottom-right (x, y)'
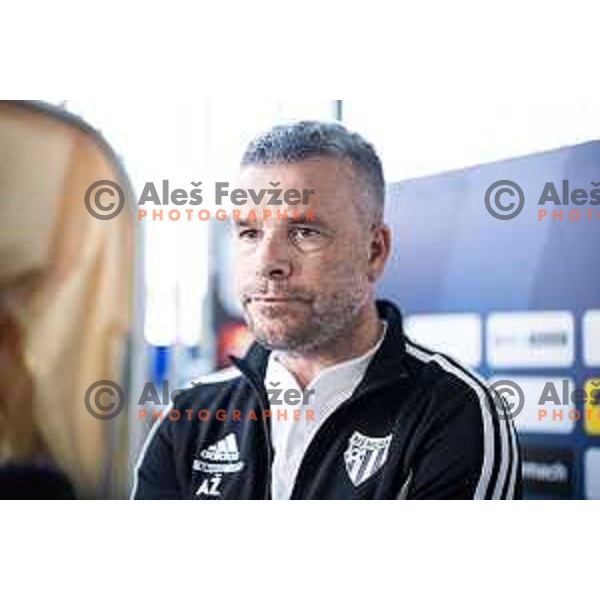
top-left (243, 278), bottom-right (371, 354)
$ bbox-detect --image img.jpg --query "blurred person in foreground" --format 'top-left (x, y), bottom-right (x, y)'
top-left (132, 121), bottom-right (521, 500)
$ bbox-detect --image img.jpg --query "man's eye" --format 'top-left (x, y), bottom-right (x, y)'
top-left (238, 229), bottom-right (260, 241)
top-left (290, 227), bottom-right (320, 240)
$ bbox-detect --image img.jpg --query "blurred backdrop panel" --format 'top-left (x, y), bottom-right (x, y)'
top-left (378, 141), bottom-right (600, 499)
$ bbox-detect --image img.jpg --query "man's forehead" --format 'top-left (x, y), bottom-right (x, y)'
top-left (228, 157), bottom-right (367, 225)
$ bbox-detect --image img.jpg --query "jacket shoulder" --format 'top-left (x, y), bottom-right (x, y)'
top-left (401, 337), bottom-right (521, 499)
top-left (173, 365), bottom-right (245, 410)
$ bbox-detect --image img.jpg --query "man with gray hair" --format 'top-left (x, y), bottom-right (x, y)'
top-left (133, 120), bottom-right (521, 500)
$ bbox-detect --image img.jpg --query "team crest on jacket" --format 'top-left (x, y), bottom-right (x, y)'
top-left (344, 431), bottom-right (393, 487)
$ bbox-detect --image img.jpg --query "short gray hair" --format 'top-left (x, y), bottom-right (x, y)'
top-left (240, 120), bottom-right (385, 219)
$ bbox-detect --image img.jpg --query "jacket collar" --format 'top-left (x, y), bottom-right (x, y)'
top-left (229, 298), bottom-right (409, 392)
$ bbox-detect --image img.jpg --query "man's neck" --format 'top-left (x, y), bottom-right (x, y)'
top-left (274, 302), bottom-right (384, 389)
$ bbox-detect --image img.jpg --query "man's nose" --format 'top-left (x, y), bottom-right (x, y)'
top-left (255, 231), bottom-right (292, 280)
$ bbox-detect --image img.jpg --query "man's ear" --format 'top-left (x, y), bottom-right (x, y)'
top-left (367, 224), bottom-right (391, 282)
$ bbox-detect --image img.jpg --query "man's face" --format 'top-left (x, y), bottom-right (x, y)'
top-left (232, 156), bottom-right (388, 352)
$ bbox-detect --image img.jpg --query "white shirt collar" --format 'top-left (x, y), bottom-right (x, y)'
top-left (264, 319), bottom-right (388, 499)
top-left (268, 320), bottom-right (387, 415)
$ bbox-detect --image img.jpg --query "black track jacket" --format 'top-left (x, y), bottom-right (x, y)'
top-left (132, 299), bottom-right (521, 499)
